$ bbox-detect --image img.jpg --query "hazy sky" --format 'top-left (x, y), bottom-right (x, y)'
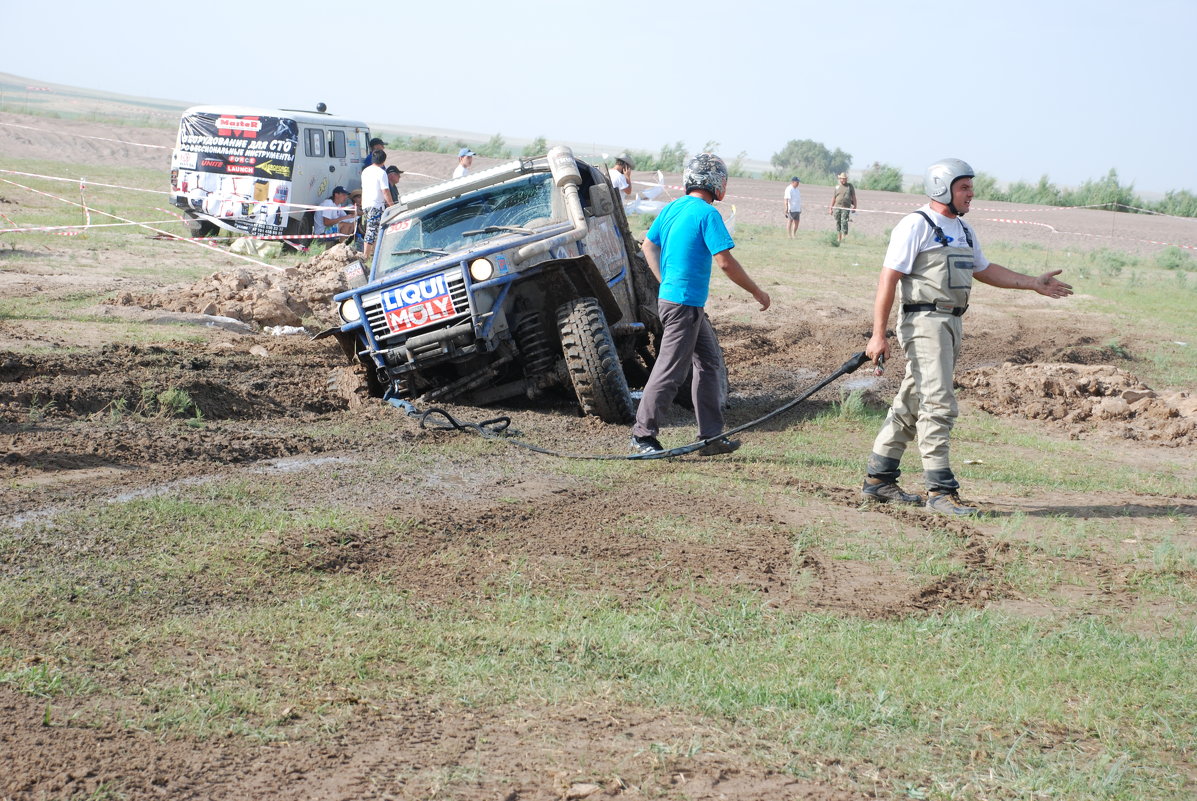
top-left (4, 0), bottom-right (1194, 193)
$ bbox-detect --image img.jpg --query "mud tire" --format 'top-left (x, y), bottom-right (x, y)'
top-left (283, 213), bottom-right (313, 253)
top-left (556, 296), bottom-right (635, 424)
top-left (182, 211), bottom-right (218, 239)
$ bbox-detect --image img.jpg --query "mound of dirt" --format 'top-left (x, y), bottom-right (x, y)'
top-left (957, 363), bottom-right (1197, 446)
top-left (108, 244), bottom-right (361, 329)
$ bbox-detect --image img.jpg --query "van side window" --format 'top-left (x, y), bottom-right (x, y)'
top-left (329, 130), bottom-right (347, 159)
top-left (305, 128), bottom-right (325, 158)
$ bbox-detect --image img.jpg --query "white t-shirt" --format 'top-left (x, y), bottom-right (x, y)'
top-left (361, 164), bottom-right (389, 208)
top-left (784, 184), bottom-right (802, 212)
top-left (611, 169), bottom-right (630, 200)
top-left (315, 199), bottom-right (349, 230)
top-left (452, 163), bottom-right (469, 179)
top-left (883, 204), bottom-right (990, 275)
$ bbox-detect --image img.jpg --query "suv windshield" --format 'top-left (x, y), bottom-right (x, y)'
top-left (377, 172), bottom-right (555, 276)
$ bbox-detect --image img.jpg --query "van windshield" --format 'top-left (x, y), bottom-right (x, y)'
top-left (378, 173), bottom-right (555, 276)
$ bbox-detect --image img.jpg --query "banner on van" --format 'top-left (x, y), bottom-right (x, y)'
top-left (177, 113), bottom-right (298, 181)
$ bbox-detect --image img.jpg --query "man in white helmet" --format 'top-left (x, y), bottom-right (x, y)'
top-left (631, 153), bottom-right (771, 456)
top-left (861, 158), bottom-right (1073, 515)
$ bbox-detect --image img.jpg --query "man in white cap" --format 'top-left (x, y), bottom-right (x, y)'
top-left (314, 186), bottom-right (356, 237)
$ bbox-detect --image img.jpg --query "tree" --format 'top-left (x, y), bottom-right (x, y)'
top-left (476, 133), bottom-right (511, 159)
top-left (625, 141), bottom-right (688, 172)
top-left (770, 139), bottom-right (851, 182)
top-left (970, 171), bottom-right (1001, 200)
top-left (522, 135), bottom-right (548, 157)
top-left (858, 162), bottom-right (903, 192)
top-left (1005, 175), bottom-right (1062, 206)
top-left (1154, 189), bottom-right (1197, 218)
top-left (1063, 168), bottom-right (1136, 211)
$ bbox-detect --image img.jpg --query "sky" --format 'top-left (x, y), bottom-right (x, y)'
top-left (3, 0), bottom-right (1195, 194)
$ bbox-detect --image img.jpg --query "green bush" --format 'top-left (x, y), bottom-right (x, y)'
top-left (1062, 168), bottom-right (1137, 211)
top-left (521, 136), bottom-right (548, 157)
top-left (406, 135), bottom-right (446, 153)
top-left (1155, 246), bottom-right (1194, 271)
top-left (625, 141), bottom-right (688, 173)
top-left (475, 134), bottom-right (512, 159)
top-left (1088, 247), bottom-right (1135, 277)
top-left (1153, 189), bottom-right (1197, 217)
top-left (1004, 176), bottom-right (1063, 206)
top-left (857, 162), bottom-right (903, 192)
top-left (971, 171), bottom-right (1001, 199)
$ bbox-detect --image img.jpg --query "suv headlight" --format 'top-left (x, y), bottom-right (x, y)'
top-left (338, 298), bottom-right (361, 323)
top-left (469, 258), bottom-right (495, 282)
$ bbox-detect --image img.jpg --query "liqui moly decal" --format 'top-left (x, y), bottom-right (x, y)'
top-left (381, 274), bottom-right (457, 333)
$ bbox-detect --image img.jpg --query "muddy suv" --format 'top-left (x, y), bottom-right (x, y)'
top-left (322, 146), bottom-right (662, 423)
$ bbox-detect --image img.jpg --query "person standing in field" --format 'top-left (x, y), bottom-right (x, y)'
top-left (860, 158), bottom-right (1073, 516)
top-left (610, 153), bottom-right (636, 204)
top-left (829, 171), bottom-right (857, 242)
top-left (452, 147), bottom-right (475, 179)
top-left (360, 150), bottom-right (393, 261)
top-left (361, 137), bottom-right (385, 170)
top-left (386, 165), bottom-right (404, 205)
top-left (783, 176), bottom-right (802, 238)
top-left (630, 153), bottom-right (771, 457)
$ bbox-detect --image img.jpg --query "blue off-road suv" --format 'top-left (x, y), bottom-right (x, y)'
top-left (320, 146), bottom-right (664, 423)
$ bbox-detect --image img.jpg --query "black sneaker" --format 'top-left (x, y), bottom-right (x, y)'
top-left (926, 491), bottom-right (979, 517)
top-left (696, 436), bottom-right (741, 456)
top-left (630, 435), bottom-right (664, 455)
top-left (861, 477), bottom-right (922, 506)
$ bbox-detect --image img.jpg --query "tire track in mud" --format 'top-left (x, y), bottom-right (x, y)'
top-left (741, 470), bottom-right (1012, 619)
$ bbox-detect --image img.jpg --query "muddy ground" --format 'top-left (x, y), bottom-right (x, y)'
top-left (2, 111), bottom-right (1197, 799)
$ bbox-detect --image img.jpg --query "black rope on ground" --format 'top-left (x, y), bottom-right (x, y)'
top-left (383, 351), bottom-right (870, 461)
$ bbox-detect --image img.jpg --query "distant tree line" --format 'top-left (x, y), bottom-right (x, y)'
top-left (968, 169), bottom-right (1197, 217)
top-left (768, 138), bottom-right (852, 184)
top-left (388, 131), bottom-right (1197, 218)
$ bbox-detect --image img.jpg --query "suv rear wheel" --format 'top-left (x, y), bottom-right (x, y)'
top-left (556, 296), bottom-right (634, 424)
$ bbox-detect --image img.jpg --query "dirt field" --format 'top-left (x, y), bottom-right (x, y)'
top-left (2, 111), bottom-right (1196, 800)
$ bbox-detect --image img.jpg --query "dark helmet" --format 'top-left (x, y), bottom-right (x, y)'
top-left (683, 153), bottom-right (729, 201)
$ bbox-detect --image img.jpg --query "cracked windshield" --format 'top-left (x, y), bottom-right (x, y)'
top-left (379, 173), bottom-right (555, 276)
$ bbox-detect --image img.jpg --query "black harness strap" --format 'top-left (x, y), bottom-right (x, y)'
top-left (915, 210), bottom-right (973, 248)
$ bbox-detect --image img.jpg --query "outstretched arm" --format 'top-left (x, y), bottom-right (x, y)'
top-left (974, 263), bottom-right (1073, 298)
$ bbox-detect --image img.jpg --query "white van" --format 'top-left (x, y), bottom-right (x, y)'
top-left (169, 105), bottom-right (371, 240)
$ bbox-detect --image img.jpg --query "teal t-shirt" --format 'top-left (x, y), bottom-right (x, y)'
top-left (646, 195), bottom-right (735, 307)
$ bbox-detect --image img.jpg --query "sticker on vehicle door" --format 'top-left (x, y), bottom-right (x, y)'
top-left (380, 274), bottom-right (457, 333)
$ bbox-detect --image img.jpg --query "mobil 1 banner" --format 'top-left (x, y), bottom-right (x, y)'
top-left (176, 113), bottom-right (298, 181)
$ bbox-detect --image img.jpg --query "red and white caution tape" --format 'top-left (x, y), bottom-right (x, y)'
top-left (0, 176), bottom-right (283, 270)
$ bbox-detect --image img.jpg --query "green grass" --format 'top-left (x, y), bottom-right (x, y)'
top-left (3, 171), bottom-right (1196, 798)
top-left (8, 581), bottom-right (1192, 797)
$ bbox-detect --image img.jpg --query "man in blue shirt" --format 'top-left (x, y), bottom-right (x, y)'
top-left (631, 153), bottom-right (771, 456)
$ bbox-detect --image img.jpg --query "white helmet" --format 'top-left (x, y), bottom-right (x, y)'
top-left (683, 153), bottom-right (729, 201)
top-left (924, 158), bottom-right (975, 206)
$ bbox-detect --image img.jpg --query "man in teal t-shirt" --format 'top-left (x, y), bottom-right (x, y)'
top-left (631, 153), bottom-right (771, 456)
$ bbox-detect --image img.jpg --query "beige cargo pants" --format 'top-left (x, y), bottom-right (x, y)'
top-left (871, 310), bottom-right (963, 473)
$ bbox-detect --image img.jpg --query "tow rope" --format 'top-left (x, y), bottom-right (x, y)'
top-left (384, 351), bottom-right (870, 461)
